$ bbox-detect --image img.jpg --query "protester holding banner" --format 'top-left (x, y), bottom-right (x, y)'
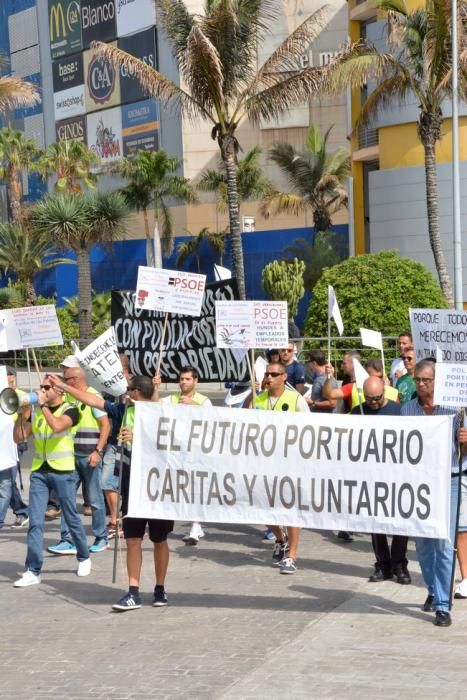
top-left (252, 361), bottom-right (309, 575)
top-left (12, 381), bottom-right (91, 587)
top-left (47, 373), bottom-right (173, 611)
top-left (351, 377), bottom-right (410, 585)
top-left (154, 367), bottom-right (211, 546)
top-left (401, 359), bottom-right (466, 627)
top-left (47, 367), bottom-right (111, 556)
top-left (454, 423), bottom-right (467, 601)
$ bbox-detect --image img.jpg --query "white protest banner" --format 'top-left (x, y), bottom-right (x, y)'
top-left (0, 305), bottom-right (63, 350)
top-left (410, 308), bottom-right (467, 362)
top-left (215, 300), bottom-right (288, 349)
top-left (135, 266), bottom-right (206, 316)
top-left (328, 286), bottom-right (344, 336)
top-left (0, 365), bottom-right (7, 391)
top-left (353, 358), bottom-right (369, 390)
top-left (214, 264), bottom-right (232, 281)
top-left (434, 362), bottom-right (467, 408)
top-left (360, 327), bottom-right (383, 351)
top-left (129, 402), bottom-right (452, 539)
top-left (255, 356), bottom-right (268, 383)
top-left (75, 327), bottom-right (127, 397)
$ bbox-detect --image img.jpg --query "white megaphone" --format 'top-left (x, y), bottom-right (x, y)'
top-left (0, 388), bottom-right (39, 415)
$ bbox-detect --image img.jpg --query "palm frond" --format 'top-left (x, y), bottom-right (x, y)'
top-left (0, 75), bottom-right (40, 113)
top-left (353, 71), bottom-right (414, 130)
top-left (156, 0), bottom-right (194, 64)
top-left (325, 43), bottom-right (400, 94)
top-left (261, 191), bottom-right (307, 218)
top-left (183, 26), bottom-right (224, 114)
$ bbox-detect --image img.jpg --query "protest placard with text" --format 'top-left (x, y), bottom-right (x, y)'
top-left (75, 327), bottom-right (127, 397)
top-left (215, 300), bottom-right (288, 350)
top-left (0, 305), bottom-right (63, 351)
top-left (410, 308), bottom-right (467, 362)
top-left (135, 266), bottom-right (206, 316)
top-left (128, 402), bottom-right (452, 539)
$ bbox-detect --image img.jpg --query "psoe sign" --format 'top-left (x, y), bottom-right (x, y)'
top-left (49, 0), bottom-right (82, 59)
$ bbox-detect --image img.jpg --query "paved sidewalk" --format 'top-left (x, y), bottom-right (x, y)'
top-left (1, 504), bottom-right (467, 700)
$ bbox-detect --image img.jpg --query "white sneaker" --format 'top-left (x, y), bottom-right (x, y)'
top-left (183, 523), bottom-right (205, 545)
top-left (77, 558), bottom-right (92, 577)
top-left (454, 578), bottom-right (467, 599)
top-left (14, 570), bottom-right (41, 587)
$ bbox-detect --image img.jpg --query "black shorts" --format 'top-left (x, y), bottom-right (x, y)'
top-left (123, 516), bottom-right (174, 543)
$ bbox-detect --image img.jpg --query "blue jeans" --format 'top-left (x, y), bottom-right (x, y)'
top-left (0, 468), bottom-right (15, 528)
top-left (415, 476), bottom-right (459, 612)
top-left (101, 444), bottom-right (118, 491)
top-left (60, 454), bottom-right (107, 543)
top-left (26, 468), bottom-right (89, 575)
top-left (9, 465), bottom-right (28, 517)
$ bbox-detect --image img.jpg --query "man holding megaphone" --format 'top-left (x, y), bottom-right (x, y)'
top-left (12, 380), bottom-right (91, 587)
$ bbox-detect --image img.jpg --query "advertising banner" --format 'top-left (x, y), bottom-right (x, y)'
top-left (56, 114), bottom-right (87, 143)
top-left (116, 0), bottom-right (156, 37)
top-left (86, 107), bottom-right (122, 165)
top-left (53, 83), bottom-right (86, 120)
top-left (111, 280), bottom-right (250, 382)
top-left (81, 0), bottom-right (117, 49)
top-left (84, 43), bottom-right (121, 112)
top-left (128, 403), bottom-right (453, 539)
top-left (52, 52), bottom-right (84, 93)
top-left (121, 99), bottom-right (159, 156)
top-left (215, 301), bottom-right (288, 350)
top-left (118, 27), bottom-right (157, 104)
top-left (49, 0), bottom-right (82, 59)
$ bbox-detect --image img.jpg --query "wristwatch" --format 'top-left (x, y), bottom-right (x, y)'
top-left (95, 448), bottom-right (104, 457)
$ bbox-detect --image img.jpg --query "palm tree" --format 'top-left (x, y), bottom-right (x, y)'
top-left (327, 0), bottom-right (467, 307)
top-left (118, 149), bottom-right (197, 267)
top-left (198, 146), bottom-right (273, 215)
top-left (35, 140), bottom-right (98, 193)
top-left (0, 127), bottom-right (39, 222)
top-left (284, 231), bottom-right (345, 292)
top-left (29, 192), bottom-right (129, 345)
top-left (0, 56), bottom-right (40, 113)
top-left (94, 0), bottom-right (332, 298)
top-left (204, 229), bottom-right (227, 266)
top-left (176, 233), bottom-right (204, 273)
top-left (0, 222), bottom-right (73, 305)
top-left (261, 124), bottom-right (350, 232)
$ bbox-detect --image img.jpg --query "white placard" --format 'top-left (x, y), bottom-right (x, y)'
top-left (128, 402), bottom-right (452, 539)
top-left (0, 411), bottom-right (18, 472)
top-left (353, 358), bottom-right (369, 390)
top-left (75, 327), bottom-right (127, 397)
top-left (255, 356), bottom-right (268, 383)
top-left (360, 327), bottom-right (383, 351)
top-left (0, 365), bottom-right (8, 391)
top-left (0, 305), bottom-right (63, 350)
top-left (328, 285), bottom-right (344, 336)
top-left (434, 363), bottom-right (467, 408)
top-left (135, 266), bottom-right (206, 316)
top-left (215, 300), bottom-right (288, 350)
top-left (213, 264), bottom-right (232, 281)
top-left (410, 308), bottom-right (467, 363)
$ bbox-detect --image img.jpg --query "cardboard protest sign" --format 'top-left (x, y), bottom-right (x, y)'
top-left (410, 308), bottom-right (467, 362)
top-left (129, 402), bottom-right (452, 539)
top-left (111, 279), bottom-right (249, 382)
top-left (135, 266), bottom-right (206, 317)
top-left (0, 305), bottom-right (63, 350)
top-left (215, 300), bottom-right (288, 350)
top-left (75, 327), bottom-right (127, 397)
top-left (434, 362), bottom-right (467, 408)
top-left (360, 327), bottom-right (383, 351)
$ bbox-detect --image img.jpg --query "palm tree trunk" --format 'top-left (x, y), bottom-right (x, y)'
top-left (9, 169), bottom-right (22, 223)
top-left (25, 278), bottom-right (37, 306)
top-left (142, 206), bottom-right (154, 266)
top-left (422, 139), bottom-right (454, 307)
top-left (77, 248), bottom-right (93, 347)
top-left (220, 135), bottom-right (246, 299)
top-left (313, 206), bottom-right (332, 234)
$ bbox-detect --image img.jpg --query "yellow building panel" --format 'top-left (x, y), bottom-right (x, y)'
top-left (379, 118), bottom-right (467, 169)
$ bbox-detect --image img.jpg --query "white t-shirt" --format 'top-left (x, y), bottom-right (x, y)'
top-left (161, 394), bottom-right (212, 406)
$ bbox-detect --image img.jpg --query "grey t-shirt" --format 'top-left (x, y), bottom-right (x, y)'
top-left (310, 373), bottom-right (337, 413)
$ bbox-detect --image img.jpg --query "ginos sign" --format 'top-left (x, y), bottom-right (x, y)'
top-left (87, 55), bottom-right (115, 104)
top-left (56, 117), bottom-right (85, 142)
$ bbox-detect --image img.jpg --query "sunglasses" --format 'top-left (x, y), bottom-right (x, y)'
top-left (365, 393), bottom-right (383, 402)
top-left (40, 384), bottom-right (52, 391)
top-left (264, 371), bottom-right (283, 378)
top-left (281, 349), bottom-right (293, 353)
top-left (402, 356), bottom-right (414, 361)
top-left (414, 377), bottom-right (434, 384)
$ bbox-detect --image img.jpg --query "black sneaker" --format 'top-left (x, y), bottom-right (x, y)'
top-left (152, 588), bottom-right (168, 607)
top-left (337, 531), bottom-right (354, 543)
top-left (12, 515), bottom-right (29, 528)
top-left (112, 591), bottom-right (142, 612)
top-left (272, 539), bottom-right (289, 565)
